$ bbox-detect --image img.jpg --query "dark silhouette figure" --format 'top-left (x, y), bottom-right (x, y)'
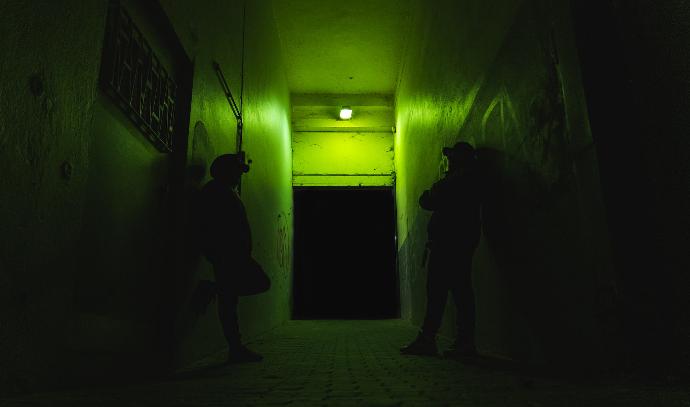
top-left (197, 153), bottom-right (270, 364)
top-left (401, 142), bottom-right (481, 359)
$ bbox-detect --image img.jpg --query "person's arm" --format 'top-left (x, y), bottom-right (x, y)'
top-left (419, 189), bottom-right (435, 210)
top-left (419, 175), bottom-right (451, 210)
top-left (420, 173), bottom-right (464, 210)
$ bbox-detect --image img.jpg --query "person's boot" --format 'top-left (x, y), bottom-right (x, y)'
top-left (400, 331), bottom-right (438, 356)
top-left (443, 337), bottom-right (477, 360)
top-left (227, 344), bottom-right (263, 364)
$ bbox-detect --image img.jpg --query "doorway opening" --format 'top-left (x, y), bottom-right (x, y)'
top-left (292, 188), bottom-right (399, 319)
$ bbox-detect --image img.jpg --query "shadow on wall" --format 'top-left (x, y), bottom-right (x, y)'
top-left (477, 146), bottom-right (569, 360)
top-left (71, 97), bottom-right (179, 374)
top-left (477, 145), bottom-right (574, 261)
top-left (171, 121), bottom-right (216, 341)
top-left (395, 0), bottom-right (616, 369)
top-left (474, 141), bottom-right (618, 372)
top-left (451, 0), bottom-right (613, 371)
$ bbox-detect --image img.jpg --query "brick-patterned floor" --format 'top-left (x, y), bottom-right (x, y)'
top-left (1, 320), bottom-right (688, 406)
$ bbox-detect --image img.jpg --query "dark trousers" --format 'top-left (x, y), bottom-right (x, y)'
top-left (212, 262), bottom-right (241, 349)
top-left (217, 288), bottom-right (240, 348)
top-left (421, 245), bottom-right (476, 345)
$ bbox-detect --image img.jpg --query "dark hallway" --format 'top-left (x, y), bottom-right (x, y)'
top-left (293, 188), bottom-right (398, 320)
top-left (1, 0), bottom-right (690, 405)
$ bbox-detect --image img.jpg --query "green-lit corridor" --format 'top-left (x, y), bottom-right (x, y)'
top-left (1, 0), bottom-right (690, 404)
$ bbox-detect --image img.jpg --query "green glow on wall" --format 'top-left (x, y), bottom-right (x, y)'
top-left (291, 94), bottom-right (395, 187)
top-left (293, 131), bottom-right (394, 187)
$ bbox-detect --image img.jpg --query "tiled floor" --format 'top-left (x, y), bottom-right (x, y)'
top-left (1, 320), bottom-right (688, 406)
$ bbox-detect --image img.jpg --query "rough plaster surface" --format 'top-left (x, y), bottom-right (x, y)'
top-left (395, 0), bottom-right (615, 370)
top-left (0, 0), bottom-right (108, 394)
top-left (0, 0), bottom-right (293, 394)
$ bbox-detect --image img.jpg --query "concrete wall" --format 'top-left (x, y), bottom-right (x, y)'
top-left (0, 0), bottom-right (292, 394)
top-left (571, 0), bottom-right (690, 375)
top-left (395, 0), bottom-right (615, 371)
top-left (0, 1), bottom-right (109, 393)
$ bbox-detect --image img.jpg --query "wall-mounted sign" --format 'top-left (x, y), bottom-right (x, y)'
top-left (99, 1), bottom-right (177, 153)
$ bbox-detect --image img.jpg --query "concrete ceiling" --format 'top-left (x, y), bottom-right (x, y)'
top-left (272, 0), bottom-right (413, 95)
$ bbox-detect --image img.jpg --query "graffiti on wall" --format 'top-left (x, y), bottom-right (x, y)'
top-left (469, 25), bottom-right (572, 194)
top-left (276, 212), bottom-right (290, 272)
top-left (523, 28), bottom-right (570, 189)
top-left (187, 121), bottom-right (215, 184)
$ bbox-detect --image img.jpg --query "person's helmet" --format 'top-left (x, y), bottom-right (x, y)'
top-left (442, 141), bottom-right (476, 162)
top-left (210, 152), bottom-right (250, 179)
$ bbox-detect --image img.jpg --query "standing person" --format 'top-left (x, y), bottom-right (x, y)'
top-left (400, 142), bottom-right (481, 359)
top-left (198, 153), bottom-right (269, 363)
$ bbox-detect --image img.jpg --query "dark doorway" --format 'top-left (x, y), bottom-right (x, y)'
top-left (293, 188), bottom-right (399, 319)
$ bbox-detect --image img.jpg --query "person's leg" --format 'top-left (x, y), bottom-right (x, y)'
top-left (214, 264), bottom-right (263, 363)
top-left (217, 288), bottom-right (263, 363)
top-left (446, 249), bottom-right (477, 357)
top-left (421, 251), bottom-right (451, 337)
top-left (217, 289), bottom-right (241, 348)
top-left (401, 249), bottom-right (450, 355)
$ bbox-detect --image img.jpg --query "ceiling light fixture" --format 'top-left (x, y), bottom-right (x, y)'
top-left (339, 107), bottom-right (353, 120)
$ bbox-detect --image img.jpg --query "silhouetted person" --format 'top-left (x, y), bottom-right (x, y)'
top-left (401, 141), bottom-right (481, 359)
top-left (198, 153), bottom-right (269, 363)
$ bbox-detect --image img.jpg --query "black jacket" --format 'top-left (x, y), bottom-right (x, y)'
top-left (197, 179), bottom-right (252, 264)
top-left (420, 169), bottom-right (481, 249)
